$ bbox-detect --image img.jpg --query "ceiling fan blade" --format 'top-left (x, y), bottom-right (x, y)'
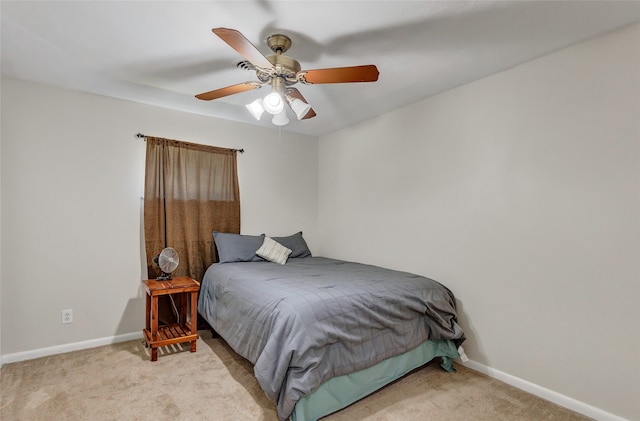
top-left (195, 82), bottom-right (262, 101)
top-left (212, 28), bottom-right (273, 69)
top-left (298, 65), bottom-right (379, 84)
top-left (286, 88), bottom-right (316, 119)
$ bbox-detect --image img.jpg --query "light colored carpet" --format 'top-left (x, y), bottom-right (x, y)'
top-left (1, 330), bottom-right (591, 420)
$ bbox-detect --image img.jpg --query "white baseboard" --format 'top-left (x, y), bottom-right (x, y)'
top-left (462, 359), bottom-right (628, 421)
top-left (0, 331), bottom-right (143, 366)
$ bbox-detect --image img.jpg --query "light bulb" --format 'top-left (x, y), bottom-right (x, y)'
top-left (263, 92), bottom-right (284, 114)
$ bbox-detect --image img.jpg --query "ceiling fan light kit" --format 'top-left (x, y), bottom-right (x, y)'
top-left (272, 109), bottom-right (290, 126)
top-left (263, 91), bottom-right (285, 114)
top-left (287, 97), bottom-right (312, 120)
top-left (196, 28), bottom-right (379, 127)
top-left (245, 98), bottom-right (265, 120)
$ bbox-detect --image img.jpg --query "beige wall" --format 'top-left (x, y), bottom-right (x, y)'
top-left (0, 79), bottom-right (318, 355)
top-left (317, 23), bottom-right (639, 420)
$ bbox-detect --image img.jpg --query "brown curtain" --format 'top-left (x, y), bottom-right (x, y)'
top-left (143, 136), bottom-right (240, 282)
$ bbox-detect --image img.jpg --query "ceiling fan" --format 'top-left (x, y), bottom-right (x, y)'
top-left (195, 28), bottom-right (380, 126)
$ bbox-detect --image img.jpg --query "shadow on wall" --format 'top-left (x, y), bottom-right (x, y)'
top-left (455, 298), bottom-right (486, 365)
top-left (140, 196), bottom-right (148, 281)
top-left (115, 296), bottom-right (146, 336)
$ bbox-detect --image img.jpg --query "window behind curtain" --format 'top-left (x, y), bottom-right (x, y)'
top-left (143, 136), bottom-right (240, 282)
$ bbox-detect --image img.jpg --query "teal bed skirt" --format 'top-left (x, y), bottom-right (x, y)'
top-left (290, 339), bottom-right (460, 421)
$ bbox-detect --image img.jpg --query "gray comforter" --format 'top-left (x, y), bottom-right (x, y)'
top-left (198, 257), bottom-right (465, 420)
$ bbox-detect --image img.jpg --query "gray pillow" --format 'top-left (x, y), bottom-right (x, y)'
top-left (213, 232), bottom-right (265, 263)
top-left (272, 231), bottom-right (312, 258)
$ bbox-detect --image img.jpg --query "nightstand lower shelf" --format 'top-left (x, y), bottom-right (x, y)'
top-left (143, 323), bottom-right (198, 349)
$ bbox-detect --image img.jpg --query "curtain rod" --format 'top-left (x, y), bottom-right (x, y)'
top-left (135, 133), bottom-right (244, 154)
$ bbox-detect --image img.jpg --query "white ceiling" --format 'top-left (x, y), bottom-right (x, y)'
top-left (2, 1), bottom-right (639, 137)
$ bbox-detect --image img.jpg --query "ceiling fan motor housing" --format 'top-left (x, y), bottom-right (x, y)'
top-left (258, 55), bottom-right (301, 85)
top-left (252, 33), bottom-right (299, 85)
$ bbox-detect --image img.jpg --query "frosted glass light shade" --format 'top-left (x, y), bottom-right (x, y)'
top-left (245, 99), bottom-right (264, 120)
top-left (289, 98), bottom-right (311, 120)
top-left (263, 92), bottom-right (284, 114)
top-left (272, 109), bottom-right (289, 126)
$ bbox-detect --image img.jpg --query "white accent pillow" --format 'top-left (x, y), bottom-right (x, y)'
top-left (256, 237), bottom-right (292, 265)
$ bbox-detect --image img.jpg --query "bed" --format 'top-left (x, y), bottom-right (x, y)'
top-left (198, 232), bottom-right (466, 421)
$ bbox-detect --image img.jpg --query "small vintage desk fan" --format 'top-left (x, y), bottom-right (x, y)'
top-left (153, 247), bottom-right (179, 280)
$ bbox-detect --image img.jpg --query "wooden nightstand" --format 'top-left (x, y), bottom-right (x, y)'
top-left (142, 276), bottom-right (200, 362)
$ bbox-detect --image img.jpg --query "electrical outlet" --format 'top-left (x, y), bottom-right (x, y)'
top-left (61, 309), bottom-right (73, 324)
